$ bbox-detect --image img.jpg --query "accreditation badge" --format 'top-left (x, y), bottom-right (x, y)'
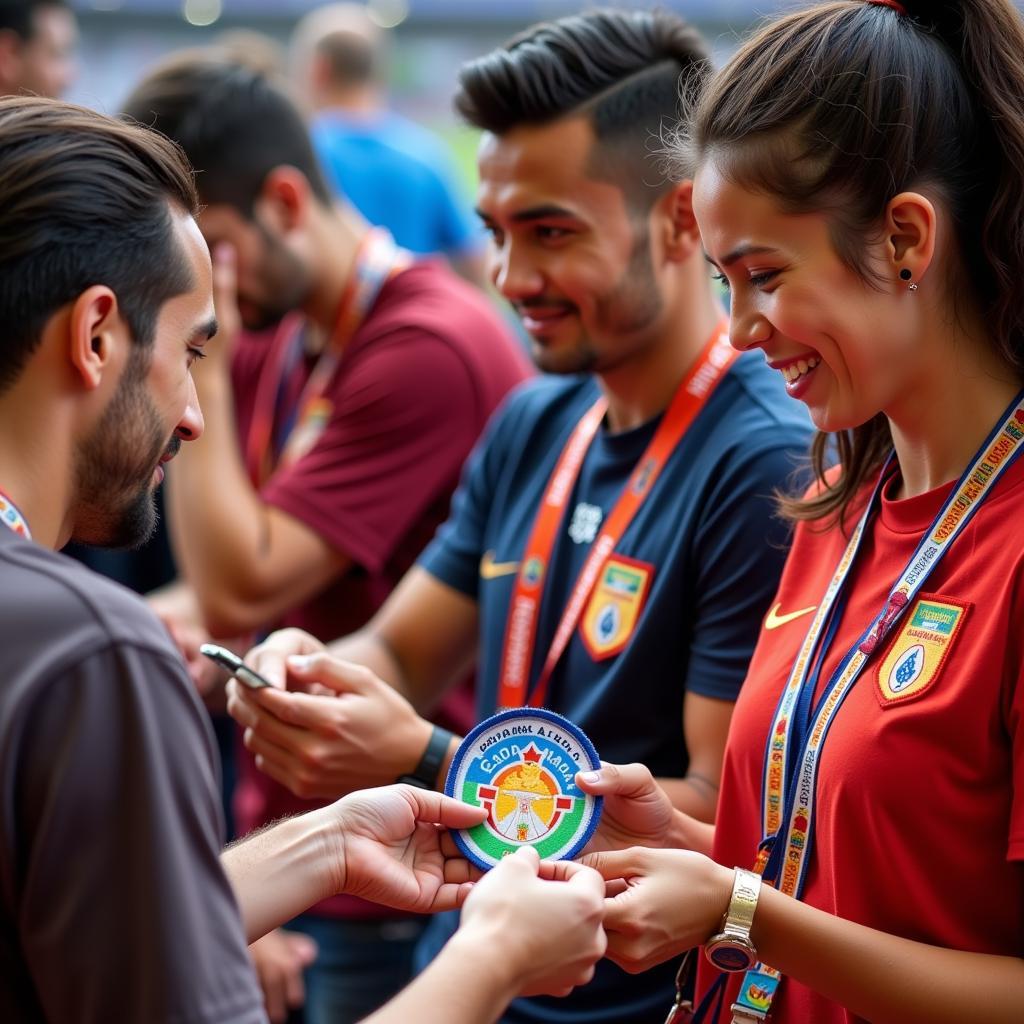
top-left (876, 594), bottom-right (969, 706)
top-left (445, 708), bottom-right (603, 870)
top-left (580, 555), bottom-right (653, 660)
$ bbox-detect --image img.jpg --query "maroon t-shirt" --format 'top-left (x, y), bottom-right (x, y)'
top-left (230, 259), bottom-right (530, 919)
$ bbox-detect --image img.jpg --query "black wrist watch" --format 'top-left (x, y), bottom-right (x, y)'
top-left (396, 725), bottom-right (455, 790)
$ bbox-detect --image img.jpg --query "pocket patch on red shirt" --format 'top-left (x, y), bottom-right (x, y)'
top-left (876, 594), bottom-right (970, 707)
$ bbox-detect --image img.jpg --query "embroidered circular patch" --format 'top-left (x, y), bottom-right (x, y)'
top-left (445, 708), bottom-right (602, 870)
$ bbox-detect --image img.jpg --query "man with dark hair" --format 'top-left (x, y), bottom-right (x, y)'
top-left (123, 51), bottom-right (529, 1024)
top-left (231, 8), bottom-right (814, 1023)
top-left (0, 94), bottom-right (607, 1024)
top-left (290, 3), bottom-right (486, 284)
top-left (0, 0), bottom-right (74, 98)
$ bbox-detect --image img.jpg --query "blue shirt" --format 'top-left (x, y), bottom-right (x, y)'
top-left (416, 353), bottom-right (813, 1023)
top-left (311, 109), bottom-right (481, 257)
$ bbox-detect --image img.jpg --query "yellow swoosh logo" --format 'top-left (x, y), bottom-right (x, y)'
top-left (480, 551), bottom-right (520, 580)
top-left (764, 602), bottom-right (818, 630)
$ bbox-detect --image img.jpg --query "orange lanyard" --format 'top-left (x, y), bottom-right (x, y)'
top-left (497, 320), bottom-right (736, 709)
top-left (245, 228), bottom-right (410, 488)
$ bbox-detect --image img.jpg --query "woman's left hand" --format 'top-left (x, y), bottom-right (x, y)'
top-left (579, 847), bottom-right (733, 973)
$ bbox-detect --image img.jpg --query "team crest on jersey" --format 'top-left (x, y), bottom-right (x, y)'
top-left (521, 557), bottom-right (545, 589)
top-left (445, 709), bottom-right (602, 870)
top-left (580, 555), bottom-right (653, 660)
top-left (876, 594), bottom-right (969, 706)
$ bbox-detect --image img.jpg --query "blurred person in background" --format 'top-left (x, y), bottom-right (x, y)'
top-left (231, 10), bottom-right (813, 1024)
top-left (216, 29), bottom-right (287, 78)
top-left (124, 53), bottom-right (530, 1024)
top-left (0, 0), bottom-right (75, 99)
top-left (0, 92), bottom-right (610, 1024)
top-left (290, 2), bottom-right (487, 287)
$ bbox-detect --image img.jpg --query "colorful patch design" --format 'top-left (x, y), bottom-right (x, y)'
top-left (876, 594), bottom-right (969, 706)
top-left (521, 556), bottom-right (545, 589)
top-left (580, 555), bottom-right (653, 660)
top-left (445, 708), bottom-right (602, 870)
top-left (733, 970), bottom-right (780, 1015)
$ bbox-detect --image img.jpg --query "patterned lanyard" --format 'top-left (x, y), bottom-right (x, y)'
top-left (0, 489), bottom-right (31, 540)
top-left (496, 320), bottom-right (736, 710)
top-left (711, 391), bottom-right (1024, 1024)
top-left (245, 227), bottom-right (411, 488)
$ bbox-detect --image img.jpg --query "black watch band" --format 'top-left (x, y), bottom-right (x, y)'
top-left (396, 725), bottom-right (455, 790)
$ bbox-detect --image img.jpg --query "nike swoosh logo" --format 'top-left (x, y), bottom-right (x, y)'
top-left (764, 602), bottom-right (818, 630)
top-left (480, 551), bottom-right (520, 580)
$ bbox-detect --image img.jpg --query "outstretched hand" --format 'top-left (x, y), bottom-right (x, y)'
top-left (329, 785), bottom-right (485, 914)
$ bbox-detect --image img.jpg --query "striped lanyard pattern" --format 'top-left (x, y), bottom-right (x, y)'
top-left (0, 489), bottom-right (30, 540)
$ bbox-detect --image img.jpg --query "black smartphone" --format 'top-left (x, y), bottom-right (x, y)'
top-left (199, 643), bottom-right (275, 690)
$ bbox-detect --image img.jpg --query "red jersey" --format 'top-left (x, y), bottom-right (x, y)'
top-left (230, 259), bottom-right (531, 919)
top-left (703, 458), bottom-right (1024, 1022)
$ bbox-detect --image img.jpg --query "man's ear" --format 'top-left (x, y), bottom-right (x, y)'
top-left (255, 166), bottom-right (314, 234)
top-left (885, 191), bottom-right (936, 283)
top-left (67, 286), bottom-right (125, 391)
top-left (656, 180), bottom-right (701, 263)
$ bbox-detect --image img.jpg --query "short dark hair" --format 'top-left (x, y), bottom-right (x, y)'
top-left (455, 8), bottom-right (711, 208)
top-left (122, 51), bottom-right (333, 214)
top-left (0, 0), bottom-right (67, 40)
top-left (0, 96), bottom-right (198, 393)
top-left (316, 29), bottom-right (378, 87)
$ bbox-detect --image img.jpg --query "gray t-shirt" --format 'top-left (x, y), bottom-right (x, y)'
top-left (0, 527), bottom-right (265, 1022)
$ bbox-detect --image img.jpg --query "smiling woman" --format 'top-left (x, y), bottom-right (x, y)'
top-left (581, 3), bottom-right (1024, 1024)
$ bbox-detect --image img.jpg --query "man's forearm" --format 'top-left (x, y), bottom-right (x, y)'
top-left (221, 807), bottom-right (339, 944)
top-left (360, 930), bottom-right (521, 1024)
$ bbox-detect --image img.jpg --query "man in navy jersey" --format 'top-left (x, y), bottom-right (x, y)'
top-left (230, 10), bottom-right (813, 1023)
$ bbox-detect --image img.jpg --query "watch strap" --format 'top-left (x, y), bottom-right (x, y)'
top-left (396, 725), bottom-right (454, 790)
top-left (725, 868), bottom-right (761, 934)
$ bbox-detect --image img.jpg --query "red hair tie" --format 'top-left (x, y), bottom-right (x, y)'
top-left (866, 0), bottom-right (907, 12)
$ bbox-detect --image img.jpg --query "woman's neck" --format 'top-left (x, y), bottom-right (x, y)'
top-left (888, 327), bottom-right (1022, 500)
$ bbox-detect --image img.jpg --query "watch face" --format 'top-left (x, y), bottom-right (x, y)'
top-left (444, 708), bottom-right (603, 870)
top-left (706, 940), bottom-right (756, 973)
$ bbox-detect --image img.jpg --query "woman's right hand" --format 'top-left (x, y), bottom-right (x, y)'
top-left (579, 847), bottom-right (732, 974)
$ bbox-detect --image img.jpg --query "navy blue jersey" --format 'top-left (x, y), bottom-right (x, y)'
top-left (416, 352), bottom-right (813, 1023)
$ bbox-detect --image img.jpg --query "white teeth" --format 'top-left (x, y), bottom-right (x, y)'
top-left (782, 356), bottom-right (819, 384)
